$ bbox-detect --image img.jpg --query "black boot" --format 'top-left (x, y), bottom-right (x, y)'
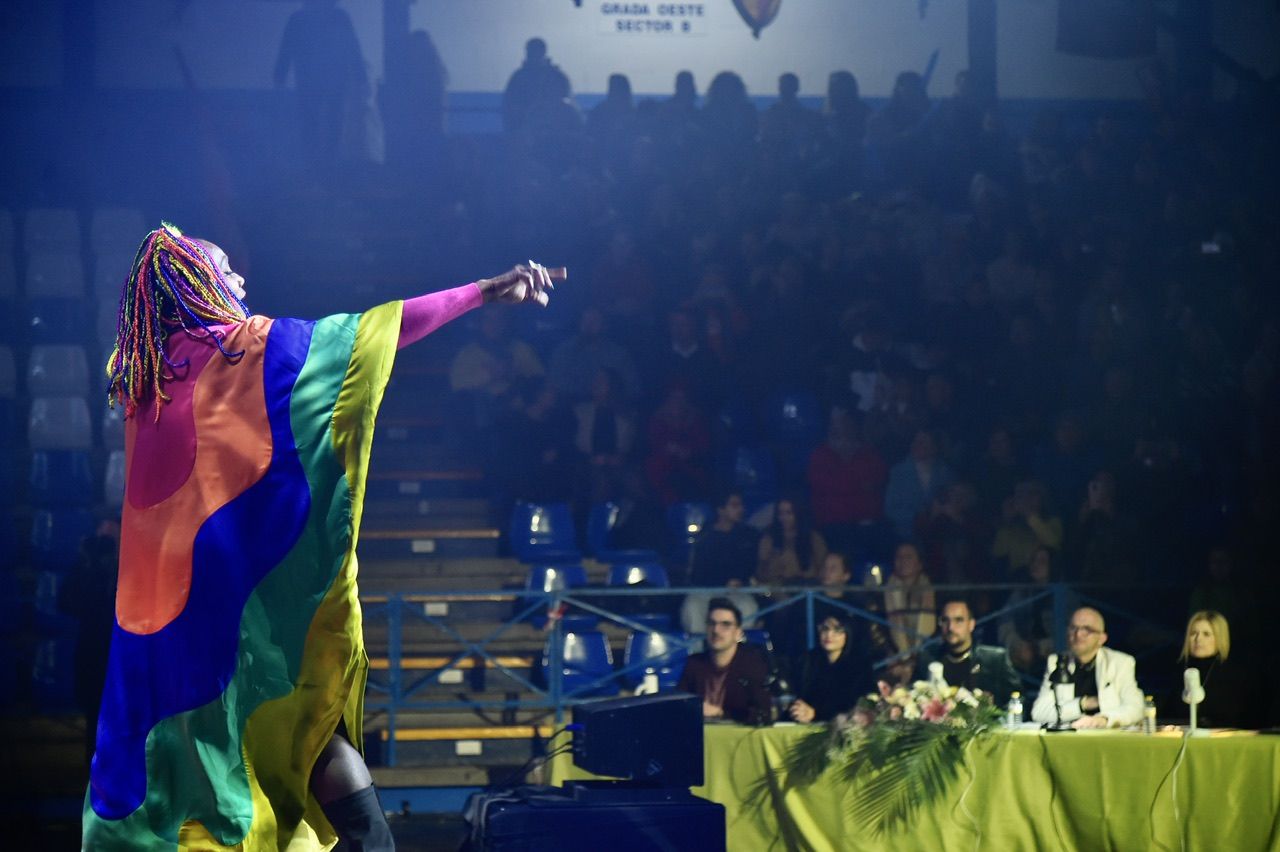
top-left (322, 785), bottom-right (396, 852)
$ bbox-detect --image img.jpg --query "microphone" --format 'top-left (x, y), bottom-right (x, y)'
top-left (1045, 654), bottom-right (1075, 732)
top-left (927, 661), bottom-right (946, 690)
top-left (1182, 667), bottom-right (1205, 705)
top-left (1184, 667), bottom-right (1208, 736)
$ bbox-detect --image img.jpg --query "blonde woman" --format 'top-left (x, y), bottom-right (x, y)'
top-left (1173, 611), bottom-right (1254, 729)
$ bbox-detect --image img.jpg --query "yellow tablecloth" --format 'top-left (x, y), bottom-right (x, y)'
top-left (549, 724), bottom-right (1280, 851)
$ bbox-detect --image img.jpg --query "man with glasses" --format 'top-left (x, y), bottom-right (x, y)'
top-left (914, 598), bottom-right (1021, 705)
top-left (1030, 606), bottom-right (1144, 728)
top-left (676, 598), bottom-right (772, 724)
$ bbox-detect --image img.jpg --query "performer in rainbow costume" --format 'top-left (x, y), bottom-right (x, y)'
top-left (85, 223), bottom-right (561, 850)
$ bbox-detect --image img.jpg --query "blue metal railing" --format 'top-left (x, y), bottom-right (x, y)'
top-left (361, 582), bottom-right (1183, 765)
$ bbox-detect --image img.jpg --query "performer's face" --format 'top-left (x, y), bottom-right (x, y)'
top-left (196, 239), bottom-right (246, 301)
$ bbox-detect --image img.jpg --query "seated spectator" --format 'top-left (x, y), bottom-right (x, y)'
top-left (914, 598), bottom-right (1021, 706)
top-left (492, 381), bottom-right (576, 504)
top-left (787, 615), bottom-right (874, 723)
top-left (1069, 470), bottom-right (1138, 585)
top-left (676, 598), bottom-right (772, 725)
top-left (572, 368), bottom-right (639, 506)
top-left (884, 428), bottom-right (955, 540)
top-left (448, 309), bottom-right (545, 445)
top-left (680, 490), bottom-right (761, 632)
top-left (1030, 607), bottom-right (1144, 729)
top-left (974, 426), bottom-right (1023, 518)
top-left (1162, 611), bottom-right (1256, 729)
top-left (806, 408), bottom-right (889, 562)
top-left (755, 496), bottom-right (828, 585)
top-left (875, 542), bottom-right (936, 657)
top-left (919, 482), bottom-right (988, 587)
top-left (991, 479), bottom-right (1062, 579)
top-left (548, 307), bottom-right (641, 402)
top-left (644, 383), bottom-right (711, 506)
top-left (1189, 546), bottom-right (1258, 652)
top-left (999, 546), bottom-right (1076, 673)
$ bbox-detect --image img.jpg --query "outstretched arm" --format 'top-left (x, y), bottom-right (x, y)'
top-left (397, 262), bottom-right (565, 350)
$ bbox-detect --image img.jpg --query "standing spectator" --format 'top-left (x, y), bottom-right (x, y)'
top-left (760, 73), bottom-right (823, 171)
top-left (806, 408), bottom-right (889, 561)
top-left (787, 615), bottom-right (874, 723)
top-left (974, 426), bottom-right (1024, 518)
top-left (274, 0), bottom-right (368, 169)
top-left (755, 497), bottom-right (828, 585)
top-left (501, 37), bottom-right (571, 133)
top-left (492, 381), bottom-right (576, 505)
top-left (919, 482), bottom-right (988, 587)
top-left (676, 599), bottom-right (772, 724)
top-left (63, 531), bottom-right (119, 773)
top-left (884, 428), bottom-right (955, 540)
top-left (817, 70), bottom-right (869, 194)
top-left (1188, 546), bottom-right (1258, 653)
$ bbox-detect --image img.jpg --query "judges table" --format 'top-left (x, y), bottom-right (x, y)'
top-left (549, 723), bottom-right (1280, 851)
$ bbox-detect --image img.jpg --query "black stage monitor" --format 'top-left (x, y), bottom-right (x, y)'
top-left (571, 693), bottom-right (703, 787)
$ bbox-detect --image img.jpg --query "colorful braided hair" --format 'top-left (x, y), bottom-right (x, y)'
top-left (106, 222), bottom-right (251, 420)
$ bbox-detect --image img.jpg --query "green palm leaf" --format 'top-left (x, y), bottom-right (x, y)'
top-left (845, 724), bottom-right (967, 836)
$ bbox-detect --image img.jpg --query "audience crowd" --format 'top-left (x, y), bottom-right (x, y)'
top-left (440, 44), bottom-right (1278, 726)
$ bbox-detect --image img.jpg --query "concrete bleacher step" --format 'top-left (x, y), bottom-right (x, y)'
top-left (367, 725), bottom-right (559, 769)
top-left (361, 496), bottom-right (492, 522)
top-left (359, 526), bottom-right (500, 559)
top-left (3, 714), bottom-right (88, 797)
top-left (365, 467), bottom-right (485, 500)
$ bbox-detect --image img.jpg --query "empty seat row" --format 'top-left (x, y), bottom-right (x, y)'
top-left (0, 207), bottom-right (146, 253)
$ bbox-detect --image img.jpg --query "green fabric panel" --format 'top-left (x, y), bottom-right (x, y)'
top-left (84, 314), bottom-right (362, 850)
top-left (551, 726), bottom-right (1280, 851)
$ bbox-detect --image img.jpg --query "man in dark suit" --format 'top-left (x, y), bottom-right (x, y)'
top-left (914, 597), bottom-right (1021, 705)
top-left (677, 598), bottom-right (772, 725)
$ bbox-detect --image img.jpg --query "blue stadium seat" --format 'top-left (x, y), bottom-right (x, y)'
top-left (25, 297), bottom-right (90, 344)
top-left (525, 562), bottom-right (589, 593)
top-left (29, 450), bottom-right (94, 507)
top-left (763, 389), bottom-right (822, 446)
top-left (508, 501), bottom-right (580, 563)
top-left (743, 628), bottom-right (774, 654)
top-left (30, 508), bottom-right (95, 572)
top-left (628, 613), bottom-right (674, 633)
top-left (607, 562), bottom-right (670, 588)
top-left (585, 501), bottom-right (659, 564)
top-left (622, 631), bottom-right (689, 689)
top-left (720, 445), bottom-right (778, 514)
top-left (542, 630), bottom-right (615, 698)
top-left (665, 501), bottom-right (713, 568)
top-left (715, 396), bottom-right (757, 443)
top-left (32, 614), bottom-right (78, 711)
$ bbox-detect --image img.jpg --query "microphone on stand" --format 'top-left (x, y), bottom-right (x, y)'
top-left (1045, 654), bottom-right (1075, 732)
top-left (1183, 667), bottom-right (1208, 737)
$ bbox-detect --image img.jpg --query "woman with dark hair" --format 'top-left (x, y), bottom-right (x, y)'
top-left (755, 496), bottom-right (828, 585)
top-left (787, 614), bottom-right (874, 723)
top-left (85, 223), bottom-right (560, 850)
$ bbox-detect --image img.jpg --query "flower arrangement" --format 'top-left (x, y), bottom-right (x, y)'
top-left (762, 677), bottom-right (1007, 836)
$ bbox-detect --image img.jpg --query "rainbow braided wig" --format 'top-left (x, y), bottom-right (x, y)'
top-left (106, 222), bottom-right (251, 419)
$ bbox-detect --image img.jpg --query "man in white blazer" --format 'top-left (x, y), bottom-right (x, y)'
top-left (1031, 606), bottom-right (1144, 729)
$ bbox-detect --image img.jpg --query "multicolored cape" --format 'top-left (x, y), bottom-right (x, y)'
top-left (84, 301), bottom-right (403, 850)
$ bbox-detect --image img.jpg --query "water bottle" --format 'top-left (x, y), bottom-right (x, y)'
top-left (1143, 695), bottom-right (1157, 734)
top-left (1006, 691), bottom-right (1023, 729)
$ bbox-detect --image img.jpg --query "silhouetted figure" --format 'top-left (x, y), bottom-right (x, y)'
top-left (63, 532), bottom-right (119, 774)
top-left (502, 37), bottom-right (572, 133)
top-left (760, 73), bottom-right (822, 172)
top-left (274, 0), bottom-right (367, 169)
top-left (588, 73), bottom-right (639, 154)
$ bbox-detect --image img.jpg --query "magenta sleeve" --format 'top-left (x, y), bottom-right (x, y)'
top-left (397, 283), bottom-right (484, 349)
